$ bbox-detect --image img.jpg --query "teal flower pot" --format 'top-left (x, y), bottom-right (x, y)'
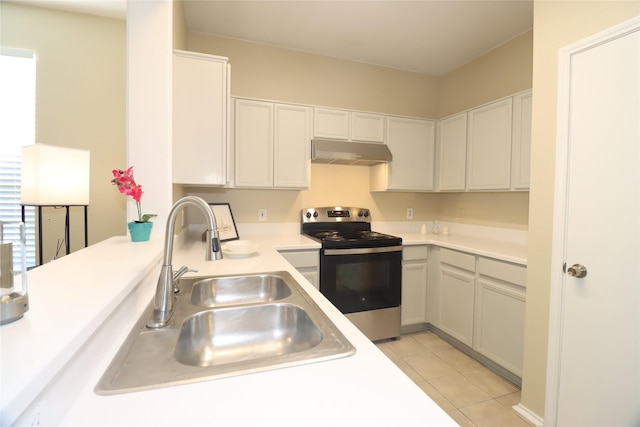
top-left (128, 221), bottom-right (153, 242)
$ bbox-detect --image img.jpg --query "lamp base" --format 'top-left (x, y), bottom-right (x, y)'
top-left (0, 292), bottom-right (29, 325)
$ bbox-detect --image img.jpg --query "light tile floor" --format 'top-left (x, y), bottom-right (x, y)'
top-left (376, 330), bottom-right (533, 427)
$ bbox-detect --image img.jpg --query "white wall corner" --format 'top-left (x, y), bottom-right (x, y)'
top-left (126, 0), bottom-right (174, 235)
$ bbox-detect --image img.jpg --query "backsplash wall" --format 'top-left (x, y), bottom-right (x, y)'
top-left (187, 164), bottom-right (528, 230)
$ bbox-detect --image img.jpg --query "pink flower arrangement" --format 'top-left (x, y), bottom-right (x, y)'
top-left (111, 166), bottom-right (156, 223)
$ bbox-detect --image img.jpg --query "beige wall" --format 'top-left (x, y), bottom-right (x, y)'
top-left (188, 32), bottom-right (439, 118)
top-left (1, 3), bottom-right (126, 263)
top-left (438, 30), bottom-right (533, 118)
top-left (185, 31), bottom-right (532, 229)
top-left (190, 164), bottom-right (441, 224)
top-left (173, 0), bottom-right (188, 51)
top-left (521, 0), bottom-right (640, 419)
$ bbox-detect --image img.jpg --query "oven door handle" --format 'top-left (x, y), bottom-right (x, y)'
top-left (323, 245), bottom-right (403, 256)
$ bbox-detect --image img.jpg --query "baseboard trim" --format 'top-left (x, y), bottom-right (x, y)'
top-left (512, 403), bottom-right (544, 427)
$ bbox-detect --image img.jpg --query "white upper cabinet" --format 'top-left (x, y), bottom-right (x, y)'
top-left (234, 98), bottom-right (310, 189)
top-left (172, 50), bottom-right (229, 185)
top-left (274, 103), bottom-right (312, 188)
top-left (313, 108), bottom-right (349, 140)
top-left (370, 116), bottom-right (435, 191)
top-left (436, 112), bottom-right (467, 191)
top-left (466, 97), bottom-right (513, 190)
top-left (350, 111), bottom-right (386, 142)
top-left (314, 108), bottom-right (385, 143)
top-left (234, 99), bottom-right (273, 188)
top-left (511, 90), bottom-right (532, 190)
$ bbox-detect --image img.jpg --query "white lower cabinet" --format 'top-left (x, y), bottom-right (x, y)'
top-left (474, 257), bottom-right (526, 376)
top-left (278, 249), bottom-right (319, 289)
top-left (432, 248), bottom-right (526, 377)
top-left (437, 248), bottom-right (476, 347)
top-left (401, 245), bottom-right (428, 326)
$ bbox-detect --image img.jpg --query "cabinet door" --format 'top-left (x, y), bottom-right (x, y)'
top-left (372, 116), bottom-right (435, 191)
top-left (351, 112), bottom-right (385, 142)
top-left (466, 98), bottom-right (513, 190)
top-left (173, 51), bottom-right (228, 185)
top-left (274, 103), bottom-right (311, 188)
top-left (279, 249), bottom-right (319, 289)
top-left (474, 278), bottom-right (525, 376)
top-left (402, 261), bottom-right (428, 326)
top-left (437, 112), bottom-right (467, 191)
top-left (438, 266), bottom-right (475, 346)
top-left (313, 108), bottom-right (349, 140)
top-left (511, 90), bottom-right (532, 190)
top-left (300, 269), bottom-right (319, 289)
top-left (234, 99), bottom-right (273, 187)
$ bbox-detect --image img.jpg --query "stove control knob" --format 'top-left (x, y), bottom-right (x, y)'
top-left (313, 211), bottom-right (319, 218)
top-left (305, 211), bottom-right (312, 219)
top-left (358, 210), bottom-right (364, 217)
top-left (363, 210), bottom-right (370, 218)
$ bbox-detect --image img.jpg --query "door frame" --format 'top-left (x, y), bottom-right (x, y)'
top-left (544, 16), bottom-right (640, 426)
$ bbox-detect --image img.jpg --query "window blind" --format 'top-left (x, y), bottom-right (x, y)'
top-left (0, 49), bottom-right (37, 267)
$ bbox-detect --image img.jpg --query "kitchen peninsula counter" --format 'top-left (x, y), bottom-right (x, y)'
top-left (1, 222), bottom-right (526, 426)
top-left (1, 232), bottom-right (456, 427)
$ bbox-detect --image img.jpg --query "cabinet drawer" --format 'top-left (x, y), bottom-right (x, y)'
top-left (440, 248), bottom-right (476, 272)
top-left (478, 257), bottom-right (526, 287)
top-left (279, 250), bottom-right (319, 268)
top-left (403, 245), bottom-right (428, 261)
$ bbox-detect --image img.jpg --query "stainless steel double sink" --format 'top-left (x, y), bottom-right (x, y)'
top-left (95, 271), bottom-right (355, 395)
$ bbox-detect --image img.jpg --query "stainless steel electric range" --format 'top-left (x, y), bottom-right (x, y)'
top-left (301, 207), bottom-right (402, 341)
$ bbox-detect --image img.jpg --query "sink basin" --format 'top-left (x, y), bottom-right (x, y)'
top-left (189, 273), bottom-right (292, 308)
top-left (95, 271), bottom-right (354, 395)
top-left (176, 304), bottom-right (322, 367)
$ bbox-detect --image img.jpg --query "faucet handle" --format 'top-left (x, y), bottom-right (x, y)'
top-left (172, 265), bottom-right (196, 281)
top-left (172, 265), bottom-right (197, 293)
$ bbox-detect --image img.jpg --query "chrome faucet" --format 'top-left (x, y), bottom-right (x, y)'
top-left (146, 196), bottom-right (222, 328)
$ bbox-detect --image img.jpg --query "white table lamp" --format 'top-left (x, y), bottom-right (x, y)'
top-left (21, 144), bottom-right (90, 265)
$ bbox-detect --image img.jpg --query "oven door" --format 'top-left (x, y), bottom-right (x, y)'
top-left (320, 245), bottom-right (402, 314)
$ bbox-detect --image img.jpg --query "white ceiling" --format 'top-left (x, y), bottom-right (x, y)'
top-left (12, 0), bottom-right (534, 76)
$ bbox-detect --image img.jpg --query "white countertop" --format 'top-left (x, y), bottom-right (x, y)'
top-left (241, 221), bottom-right (527, 265)
top-left (398, 233), bottom-right (527, 265)
top-left (1, 222), bottom-right (526, 426)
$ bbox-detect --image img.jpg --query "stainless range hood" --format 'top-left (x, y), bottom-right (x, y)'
top-left (311, 139), bottom-right (392, 166)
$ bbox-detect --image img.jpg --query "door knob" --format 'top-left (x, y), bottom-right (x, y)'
top-left (567, 263), bottom-right (588, 278)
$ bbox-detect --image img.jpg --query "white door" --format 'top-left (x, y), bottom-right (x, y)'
top-left (547, 19), bottom-right (640, 426)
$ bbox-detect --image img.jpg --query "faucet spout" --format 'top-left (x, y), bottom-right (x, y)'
top-left (146, 196), bottom-right (222, 329)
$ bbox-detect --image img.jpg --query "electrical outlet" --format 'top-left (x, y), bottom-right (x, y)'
top-left (258, 209), bottom-right (267, 222)
top-left (406, 208), bottom-right (414, 220)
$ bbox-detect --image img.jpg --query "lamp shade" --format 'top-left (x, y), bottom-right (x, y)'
top-left (21, 144), bottom-right (90, 205)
